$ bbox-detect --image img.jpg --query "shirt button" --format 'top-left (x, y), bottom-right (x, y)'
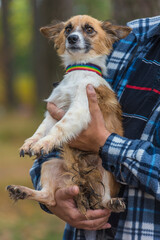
top-left (110, 165), bottom-right (115, 172)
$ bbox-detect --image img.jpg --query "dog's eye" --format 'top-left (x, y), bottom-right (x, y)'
top-left (84, 25), bottom-right (95, 34)
top-left (65, 25), bottom-right (72, 34)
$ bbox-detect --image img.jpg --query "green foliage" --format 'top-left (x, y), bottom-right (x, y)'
top-left (9, 0), bottom-right (33, 74)
top-left (73, 0), bottom-right (112, 20)
top-left (1, 0), bottom-right (35, 106)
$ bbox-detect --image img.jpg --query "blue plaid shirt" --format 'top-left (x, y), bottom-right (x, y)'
top-left (30, 16), bottom-right (160, 240)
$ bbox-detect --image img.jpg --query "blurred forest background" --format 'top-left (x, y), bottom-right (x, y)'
top-left (0, 0), bottom-right (160, 239)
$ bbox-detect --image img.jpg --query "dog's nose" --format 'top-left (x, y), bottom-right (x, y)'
top-left (68, 34), bottom-right (79, 45)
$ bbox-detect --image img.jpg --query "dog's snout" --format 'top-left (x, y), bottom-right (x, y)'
top-left (68, 34), bottom-right (79, 45)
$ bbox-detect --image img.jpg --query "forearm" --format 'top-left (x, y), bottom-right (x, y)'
top-left (101, 133), bottom-right (160, 200)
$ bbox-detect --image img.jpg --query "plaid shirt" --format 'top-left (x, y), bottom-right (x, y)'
top-left (30, 16), bottom-right (160, 240)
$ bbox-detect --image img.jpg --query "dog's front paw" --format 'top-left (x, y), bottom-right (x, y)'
top-left (20, 137), bottom-right (40, 157)
top-left (30, 135), bottom-right (58, 156)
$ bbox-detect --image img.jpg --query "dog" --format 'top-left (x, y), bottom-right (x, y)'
top-left (7, 15), bottom-right (131, 214)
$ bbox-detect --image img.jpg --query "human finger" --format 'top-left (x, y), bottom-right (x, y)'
top-left (86, 208), bottom-right (111, 220)
top-left (97, 222), bottom-right (111, 230)
top-left (75, 214), bottom-right (111, 230)
top-left (47, 102), bottom-right (65, 121)
top-left (56, 186), bottom-right (79, 201)
top-left (73, 208), bottom-right (111, 223)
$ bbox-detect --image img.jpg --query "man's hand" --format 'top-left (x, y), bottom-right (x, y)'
top-left (48, 186), bottom-right (111, 230)
top-left (47, 84), bottom-right (111, 152)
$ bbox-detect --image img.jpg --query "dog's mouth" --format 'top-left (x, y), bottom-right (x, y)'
top-left (66, 42), bottom-right (91, 54)
top-left (67, 45), bottom-right (83, 52)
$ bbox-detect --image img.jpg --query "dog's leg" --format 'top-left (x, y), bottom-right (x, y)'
top-left (31, 93), bottom-right (91, 155)
top-left (20, 112), bottom-right (57, 156)
top-left (7, 185), bottom-right (57, 206)
top-left (101, 170), bottom-right (126, 213)
top-left (7, 158), bottom-right (67, 207)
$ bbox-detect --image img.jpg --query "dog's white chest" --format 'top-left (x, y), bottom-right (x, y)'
top-left (47, 70), bottom-right (111, 112)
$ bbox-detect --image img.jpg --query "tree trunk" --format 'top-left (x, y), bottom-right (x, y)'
top-left (1, 0), bottom-right (14, 107)
top-left (112, 0), bottom-right (160, 24)
top-left (32, 0), bottom-right (73, 103)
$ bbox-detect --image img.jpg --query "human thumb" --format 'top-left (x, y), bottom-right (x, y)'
top-left (86, 84), bottom-right (100, 113)
top-left (87, 84), bottom-right (97, 101)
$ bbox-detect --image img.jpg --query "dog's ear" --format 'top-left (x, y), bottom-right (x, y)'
top-left (40, 21), bottom-right (65, 41)
top-left (102, 21), bottom-right (132, 41)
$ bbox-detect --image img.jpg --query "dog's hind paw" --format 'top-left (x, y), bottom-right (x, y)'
top-left (6, 185), bottom-right (28, 201)
top-left (106, 198), bottom-right (126, 213)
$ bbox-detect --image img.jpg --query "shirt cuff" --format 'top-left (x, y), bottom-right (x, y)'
top-left (100, 133), bottom-right (132, 183)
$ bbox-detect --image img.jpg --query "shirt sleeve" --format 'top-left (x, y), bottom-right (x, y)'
top-left (101, 133), bottom-right (160, 200)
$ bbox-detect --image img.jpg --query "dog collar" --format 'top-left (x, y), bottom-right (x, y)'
top-left (66, 63), bottom-right (103, 77)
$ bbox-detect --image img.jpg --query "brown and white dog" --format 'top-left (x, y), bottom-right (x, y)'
top-left (7, 15), bottom-right (131, 214)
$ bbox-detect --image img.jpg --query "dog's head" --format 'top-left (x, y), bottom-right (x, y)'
top-left (40, 15), bottom-right (131, 63)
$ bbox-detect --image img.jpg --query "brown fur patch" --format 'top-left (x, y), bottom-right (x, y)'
top-left (40, 22), bottom-right (66, 55)
top-left (101, 21), bottom-right (132, 42)
top-left (95, 85), bottom-right (123, 136)
top-left (61, 145), bottom-right (104, 214)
